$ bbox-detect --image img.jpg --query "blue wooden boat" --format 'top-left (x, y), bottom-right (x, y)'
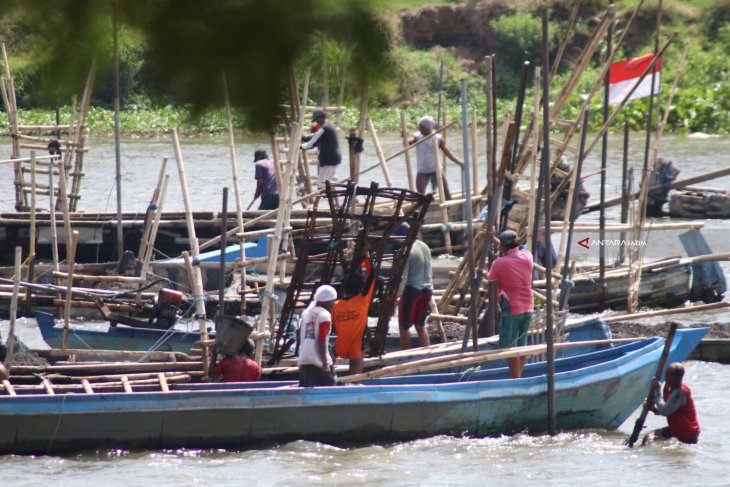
top-left (0, 328), bottom-right (706, 455)
top-left (36, 311), bottom-right (207, 353)
top-left (152, 238), bottom-right (268, 264)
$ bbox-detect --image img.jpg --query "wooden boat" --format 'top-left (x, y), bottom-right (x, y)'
top-left (36, 310), bottom-right (210, 353)
top-left (558, 265), bottom-right (691, 313)
top-left (669, 188), bottom-right (730, 218)
top-left (0, 328), bottom-right (706, 454)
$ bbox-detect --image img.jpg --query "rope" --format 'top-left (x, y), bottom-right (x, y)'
top-left (137, 296), bottom-right (206, 362)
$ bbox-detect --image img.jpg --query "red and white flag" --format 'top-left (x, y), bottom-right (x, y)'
top-left (607, 53), bottom-right (661, 105)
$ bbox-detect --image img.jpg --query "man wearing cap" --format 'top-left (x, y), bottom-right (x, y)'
top-left (409, 115), bottom-right (464, 199)
top-left (478, 228), bottom-right (534, 378)
top-left (253, 149), bottom-right (279, 210)
top-left (301, 109), bottom-right (342, 189)
top-left (298, 284), bottom-right (338, 387)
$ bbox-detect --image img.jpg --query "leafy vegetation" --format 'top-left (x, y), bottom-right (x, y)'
top-left (1, 0), bottom-right (729, 135)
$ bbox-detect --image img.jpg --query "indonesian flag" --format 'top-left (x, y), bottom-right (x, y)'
top-left (608, 53), bottom-right (661, 105)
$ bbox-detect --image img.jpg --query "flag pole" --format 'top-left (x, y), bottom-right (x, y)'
top-left (642, 0), bottom-right (663, 175)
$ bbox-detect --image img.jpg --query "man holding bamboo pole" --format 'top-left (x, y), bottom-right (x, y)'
top-left (477, 229), bottom-right (534, 379)
top-left (409, 115), bottom-right (463, 198)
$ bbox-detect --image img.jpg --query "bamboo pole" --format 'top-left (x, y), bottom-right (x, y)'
top-left (28, 151), bottom-right (37, 287)
top-left (339, 338), bottom-right (643, 383)
top-left (335, 62), bottom-right (347, 127)
top-left (4, 247), bottom-right (22, 367)
top-left (485, 55), bottom-right (495, 197)
top-left (140, 175), bottom-right (170, 279)
top-left (366, 118), bottom-right (394, 186)
top-left (351, 82), bottom-right (369, 184)
top-left (400, 110), bottom-right (415, 191)
top-left (62, 230), bottom-right (79, 351)
top-left (171, 129), bottom-right (210, 368)
top-left (470, 112), bottom-right (479, 200)
top-left (526, 67), bottom-right (540, 252)
top-left (432, 135), bottom-right (452, 254)
top-left (257, 67), bottom-right (311, 365)
top-left (138, 158), bottom-right (167, 261)
top-left (48, 160), bottom-right (59, 271)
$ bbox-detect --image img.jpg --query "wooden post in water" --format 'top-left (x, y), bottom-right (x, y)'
top-left (62, 230), bottom-right (79, 351)
top-left (484, 55), bottom-right (495, 197)
top-left (48, 159), bottom-right (59, 271)
top-left (222, 74), bottom-right (247, 312)
top-left (113, 5), bottom-right (124, 260)
top-left (57, 160), bottom-right (73, 271)
top-left (5, 246), bottom-right (22, 366)
top-left (541, 8), bottom-right (557, 436)
top-left (599, 18), bottom-right (614, 308)
top-left (559, 110), bottom-right (589, 310)
top-left (28, 151), bottom-right (37, 279)
top-left (470, 112), bottom-right (479, 200)
top-left (459, 79), bottom-right (479, 352)
top-left (526, 67), bottom-right (541, 252)
top-left (643, 0), bottom-right (663, 176)
top-left (618, 121), bottom-right (630, 264)
top-left (432, 137), bottom-right (452, 255)
top-left (400, 110), bottom-right (415, 191)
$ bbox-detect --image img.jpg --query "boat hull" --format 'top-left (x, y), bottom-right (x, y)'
top-left (0, 329), bottom-right (706, 454)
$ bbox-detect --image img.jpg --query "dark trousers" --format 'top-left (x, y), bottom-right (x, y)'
top-left (259, 195), bottom-right (280, 210)
top-left (299, 364), bottom-right (336, 387)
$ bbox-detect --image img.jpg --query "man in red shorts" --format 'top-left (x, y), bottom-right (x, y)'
top-left (397, 227), bottom-right (433, 350)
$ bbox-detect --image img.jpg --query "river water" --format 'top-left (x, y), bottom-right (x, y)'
top-left (1, 132), bottom-right (729, 484)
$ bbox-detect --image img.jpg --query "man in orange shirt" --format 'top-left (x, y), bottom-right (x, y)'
top-left (333, 246), bottom-right (377, 375)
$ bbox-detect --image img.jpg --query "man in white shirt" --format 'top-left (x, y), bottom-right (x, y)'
top-left (298, 284), bottom-right (338, 387)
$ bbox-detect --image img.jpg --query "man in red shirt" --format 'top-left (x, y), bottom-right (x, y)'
top-left (479, 228), bottom-right (534, 379)
top-left (216, 339), bottom-right (262, 382)
top-left (643, 362), bottom-right (701, 445)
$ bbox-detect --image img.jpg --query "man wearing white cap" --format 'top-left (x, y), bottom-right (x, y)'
top-left (298, 284), bottom-right (338, 387)
top-left (409, 115), bottom-right (464, 199)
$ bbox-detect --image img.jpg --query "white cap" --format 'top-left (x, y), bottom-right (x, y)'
top-left (314, 284), bottom-right (337, 303)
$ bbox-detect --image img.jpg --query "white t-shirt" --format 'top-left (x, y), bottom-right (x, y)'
top-left (413, 132), bottom-right (442, 174)
top-left (297, 305), bottom-right (333, 367)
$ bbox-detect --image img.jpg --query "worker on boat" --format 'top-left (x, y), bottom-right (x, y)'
top-left (333, 242), bottom-right (377, 375)
top-left (477, 228), bottom-right (534, 379)
top-left (0, 343), bottom-right (7, 381)
top-left (215, 339), bottom-right (261, 382)
top-left (301, 109), bottom-right (342, 189)
top-left (533, 224), bottom-right (557, 280)
top-left (396, 223), bottom-right (434, 350)
top-left (408, 115), bottom-right (463, 199)
top-left (252, 149), bottom-right (279, 210)
top-left (298, 284), bottom-right (338, 387)
top-left (642, 362), bottom-right (701, 445)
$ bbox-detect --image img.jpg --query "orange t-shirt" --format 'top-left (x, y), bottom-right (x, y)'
top-left (333, 260), bottom-right (376, 359)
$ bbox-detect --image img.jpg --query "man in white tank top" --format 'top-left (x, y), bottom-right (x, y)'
top-left (409, 115), bottom-right (464, 199)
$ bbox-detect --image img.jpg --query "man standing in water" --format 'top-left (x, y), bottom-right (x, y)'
top-left (643, 362), bottom-right (701, 445)
top-left (301, 109), bottom-right (342, 189)
top-left (409, 115), bottom-right (463, 199)
top-left (252, 149), bottom-right (279, 210)
top-left (478, 229), bottom-right (534, 379)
